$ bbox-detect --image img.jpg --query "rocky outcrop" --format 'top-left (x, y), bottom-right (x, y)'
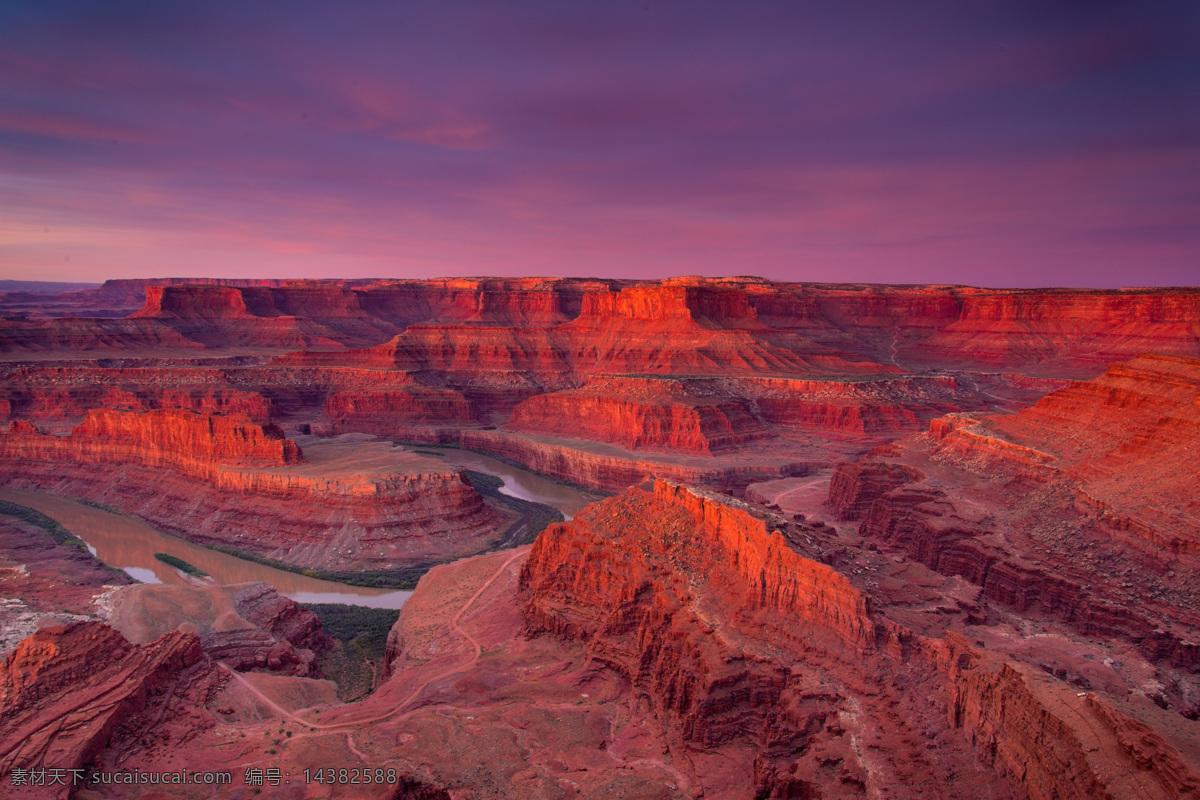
top-left (746, 375), bottom-right (971, 434)
top-left (937, 634), bottom-right (1200, 800)
top-left (507, 377), bottom-right (773, 455)
top-left (752, 284), bottom-right (1200, 373)
top-left (0, 385), bottom-right (273, 426)
top-left (457, 428), bottom-right (810, 493)
top-left (0, 414), bottom-right (506, 572)
top-left (0, 622), bottom-right (216, 777)
top-left (828, 460), bottom-right (926, 520)
top-left (107, 583), bottom-right (333, 677)
top-left (836, 354), bottom-right (1200, 675)
top-left (520, 480), bottom-right (894, 794)
top-left (0, 408), bottom-right (301, 479)
top-left (6, 280), bottom-right (1200, 377)
top-left (571, 281), bottom-right (764, 329)
top-left (927, 355), bottom-right (1200, 554)
top-left (518, 479), bottom-right (1200, 798)
top-left (324, 387), bottom-right (475, 433)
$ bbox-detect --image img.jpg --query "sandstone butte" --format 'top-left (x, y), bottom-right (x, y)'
top-left (1, 276), bottom-right (1199, 798)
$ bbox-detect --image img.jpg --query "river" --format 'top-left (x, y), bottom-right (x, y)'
top-left (409, 445), bottom-right (605, 521)
top-left (0, 445), bottom-right (599, 609)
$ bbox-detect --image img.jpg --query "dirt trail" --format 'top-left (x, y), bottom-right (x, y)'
top-left (217, 549), bottom-right (528, 733)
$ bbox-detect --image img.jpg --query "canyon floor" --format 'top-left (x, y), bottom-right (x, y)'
top-left (2, 277), bottom-right (1199, 799)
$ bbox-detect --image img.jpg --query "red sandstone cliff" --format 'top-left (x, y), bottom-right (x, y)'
top-left (520, 481), bottom-right (917, 797)
top-left (323, 388), bottom-right (475, 433)
top-left (831, 354), bottom-right (1200, 677)
top-left (5, 280), bottom-right (1200, 377)
top-left (518, 479), bottom-right (1200, 798)
top-left (0, 411), bottom-right (507, 572)
top-left (928, 354), bottom-right (1200, 554)
top-left (0, 408), bottom-right (300, 481)
top-left (0, 623), bottom-right (217, 780)
top-left (506, 377), bottom-right (773, 455)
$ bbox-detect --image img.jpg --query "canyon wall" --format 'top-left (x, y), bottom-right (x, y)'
top-left (0, 409), bottom-right (300, 482)
top-left (831, 354), bottom-right (1200, 675)
top-left (517, 479), bottom-right (1200, 798)
top-left (0, 623), bottom-right (215, 778)
top-left (506, 377), bottom-right (773, 455)
top-left (934, 633), bottom-right (1200, 800)
top-left (519, 480), bottom-right (897, 796)
top-left (0, 410), bottom-right (507, 571)
top-left (5, 280), bottom-right (1200, 377)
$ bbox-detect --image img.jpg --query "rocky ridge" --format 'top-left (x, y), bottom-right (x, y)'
top-left (518, 479), bottom-right (1200, 799)
top-left (830, 354), bottom-right (1200, 694)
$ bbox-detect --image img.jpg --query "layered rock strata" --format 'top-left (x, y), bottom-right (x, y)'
top-left (107, 583), bottom-right (333, 677)
top-left (456, 429), bottom-right (813, 493)
top-left (507, 376), bottom-right (774, 455)
top-left (7, 279), bottom-right (1198, 379)
top-left (0, 623), bottom-right (219, 781)
top-left (832, 354), bottom-right (1200, 681)
top-left (518, 479), bottom-right (1200, 799)
top-left (0, 411), bottom-right (506, 571)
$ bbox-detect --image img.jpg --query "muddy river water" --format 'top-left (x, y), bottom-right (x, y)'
top-left (0, 444), bottom-right (599, 609)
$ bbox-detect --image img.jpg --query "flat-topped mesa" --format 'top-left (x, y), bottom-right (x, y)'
top-left (505, 377), bottom-right (773, 455)
top-left (0, 424), bottom-right (504, 571)
top-left (572, 282), bottom-right (762, 330)
top-left (0, 409), bottom-right (303, 478)
top-left (133, 278), bottom-right (607, 330)
top-left (396, 277), bottom-right (608, 326)
top-left (132, 283), bottom-right (254, 320)
top-left (96, 277), bottom-right (296, 306)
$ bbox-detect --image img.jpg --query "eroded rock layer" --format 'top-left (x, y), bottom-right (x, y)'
top-left (3, 478), bottom-right (1198, 799)
top-left (517, 480), bottom-right (1200, 799)
top-left (507, 377), bottom-right (774, 454)
top-left (833, 354), bottom-right (1200, 688)
top-left (0, 410), bottom-right (506, 571)
top-left (0, 622), bottom-right (219, 783)
top-left (2, 277), bottom-right (1200, 798)
top-left (107, 583), bottom-right (333, 677)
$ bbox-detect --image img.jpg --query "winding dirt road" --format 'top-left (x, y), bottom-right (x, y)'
top-left (218, 548), bottom-right (528, 734)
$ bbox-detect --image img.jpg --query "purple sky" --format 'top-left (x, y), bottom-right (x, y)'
top-left (1, 0), bottom-right (1198, 287)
